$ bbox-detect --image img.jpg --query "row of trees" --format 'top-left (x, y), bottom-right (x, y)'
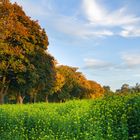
top-left (116, 83), bottom-right (140, 94)
top-left (48, 66), bottom-right (104, 103)
top-left (103, 83), bottom-right (140, 96)
top-left (0, 1), bottom-right (104, 104)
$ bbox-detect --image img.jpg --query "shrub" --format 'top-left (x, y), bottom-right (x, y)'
top-left (0, 93), bottom-right (140, 139)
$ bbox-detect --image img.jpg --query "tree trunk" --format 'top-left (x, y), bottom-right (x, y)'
top-left (0, 94), bottom-right (4, 105)
top-left (33, 94), bottom-right (37, 103)
top-left (30, 96), bottom-right (33, 103)
top-left (0, 86), bottom-right (8, 105)
top-left (46, 95), bottom-right (48, 103)
top-left (17, 94), bottom-right (24, 104)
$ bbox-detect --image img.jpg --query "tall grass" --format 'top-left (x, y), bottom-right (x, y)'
top-left (0, 93), bottom-right (140, 140)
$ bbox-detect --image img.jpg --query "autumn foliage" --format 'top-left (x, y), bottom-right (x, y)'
top-left (0, 1), bottom-right (104, 104)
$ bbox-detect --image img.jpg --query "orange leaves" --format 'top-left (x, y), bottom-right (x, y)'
top-left (55, 65), bottom-right (104, 100)
top-left (50, 72), bottom-right (65, 94)
top-left (88, 80), bottom-right (105, 98)
top-left (0, 1), bottom-right (105, 103)
top-left (0, 1), bottom-right (48, 50)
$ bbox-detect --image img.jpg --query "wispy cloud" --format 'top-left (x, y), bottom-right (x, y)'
top-left (51, 15), bottom-right (114, 38)
top-left (84, 58), bottom-right (113, 69)
top-left (84, 52), bottom-right (140, 71)
top-left (11, 0), bottom-right (114, 38)
top-left (11, 0), bottom-right (140, 38)
top-left (82, 0), bottom-right (140, 37)
top-left (121, 53), bottom-right (140, 67)
top-left (120, 26), bottom-right (140, 37)
top-left (82, 0), bottom-right (140, 26)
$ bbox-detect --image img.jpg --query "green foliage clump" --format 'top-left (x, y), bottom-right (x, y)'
top-left (0, 93), bottom-right (140, 140)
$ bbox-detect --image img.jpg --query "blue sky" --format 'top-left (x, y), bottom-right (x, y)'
top-left (11, 0), bottom-right (140, 91)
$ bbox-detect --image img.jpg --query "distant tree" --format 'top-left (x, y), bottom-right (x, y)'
top-left (70, 71), bottom-right (91, 99)
top-left (47, 71), bottom-right (65, 102)
top-left (115, 83), bottom-right (140, 95)
top-left (134, 83), bottom-right (140, 93)
top-left (49, 65), bottom-right (104, 102)
top-left (55, 65), bottom-right (78, 101)
top-left (103, 86), bottom-right (111, 93)
top-left (121, 84), bottom-right (130, 94)
top-left (103, 85), bottom-right (114, 96)
top-left (115, 89), bottom-right (121, 94)
top-left (87, 81), bottom-right (104, 98)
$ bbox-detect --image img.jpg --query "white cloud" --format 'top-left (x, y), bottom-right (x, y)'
top-left (11, 0), bottom-right (114, 38)
top-left (82, 0), bottom-right (140, 38)
top-left (122, 53), bottom-right (140, 67)
top-left (84, 53), bottom-right (140, 71)
top-left (82, 0), bottom-right (106, 22)
top-left (120, 26), bottom-right (140, 37)
top-left (11, 0), bottom-right (140, 38)
top-left (51, 15), bottom-right (114, 38)
top-left (84, 58), bottom-right (112, 69)
top-left (53, 0), bottom-right (140, 38)
top-left (82, 0), bottom-right (140, 27)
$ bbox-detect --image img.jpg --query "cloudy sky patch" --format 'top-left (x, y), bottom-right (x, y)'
top-left (11, 0), bottom-right (140, 90)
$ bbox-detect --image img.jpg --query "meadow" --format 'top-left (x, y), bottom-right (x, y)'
top-left (0, 93), bottom-right (140, 140)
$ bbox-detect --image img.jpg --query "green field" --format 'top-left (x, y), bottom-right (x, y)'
top-left (0, 94), bottom-right (140, 140)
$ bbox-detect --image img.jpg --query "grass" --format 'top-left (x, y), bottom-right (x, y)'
top-left (0, 93), bottom-right (140, 140)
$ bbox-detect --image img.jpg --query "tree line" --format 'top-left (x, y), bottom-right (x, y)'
top-left (0, 1), bottom-right (105, 104)
top-left (103, 83), bottom-right (140, 96)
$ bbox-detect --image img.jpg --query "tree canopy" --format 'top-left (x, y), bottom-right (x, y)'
top-left (0, 1), bottom-right (105, 104)
top-left (48, 65), bottom-right (104, 102)
top-left (0, 1), bottom-right (56, 104)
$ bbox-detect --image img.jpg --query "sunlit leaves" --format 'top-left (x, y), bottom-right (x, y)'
top-left (53, 65), bottom-right (105, 101)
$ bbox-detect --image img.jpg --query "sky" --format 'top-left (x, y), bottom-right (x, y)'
top-left (11, 0), bottom-right (140, 91)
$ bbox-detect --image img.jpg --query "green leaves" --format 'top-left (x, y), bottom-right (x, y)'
top-left (0, 94), bottom-right (140, 139)
top-left (52, 65), bottom-right (104, 101)
top-left (0, 1), bottom-right (55, 103)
